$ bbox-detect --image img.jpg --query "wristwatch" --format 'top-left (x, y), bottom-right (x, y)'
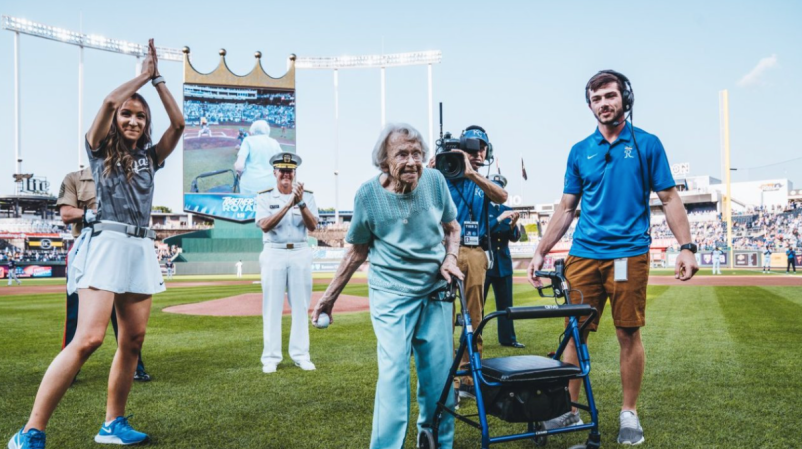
top-left (297, 200), bottom-right (307, 209)
top-left (679, 243), bottom-right (698, 254)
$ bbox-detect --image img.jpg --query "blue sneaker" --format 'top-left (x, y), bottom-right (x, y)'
top-left (7, 428), bottom-right (46, 449)
top-left (94, 416), bottom-right (148, 445)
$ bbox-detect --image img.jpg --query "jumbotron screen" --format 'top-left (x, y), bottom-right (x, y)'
top-left (182, 83), bottom-right (296, 222)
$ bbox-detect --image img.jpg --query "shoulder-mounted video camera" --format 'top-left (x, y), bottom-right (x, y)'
top-left (434, 104), bottom-right (494, 179)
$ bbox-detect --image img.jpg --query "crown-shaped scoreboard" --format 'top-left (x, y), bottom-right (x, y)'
top-left (183, 47), bottom-right (296, 90)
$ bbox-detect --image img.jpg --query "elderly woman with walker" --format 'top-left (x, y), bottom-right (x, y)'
top-left (313, 123), bottom-right (463, 449)
top-left (8, 39), bottom-right (184, 449)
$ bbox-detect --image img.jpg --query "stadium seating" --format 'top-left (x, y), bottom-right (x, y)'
top-left (533, 202), bottom-right (801, 252)
top-left (0, 218), bottom-right (64, 234)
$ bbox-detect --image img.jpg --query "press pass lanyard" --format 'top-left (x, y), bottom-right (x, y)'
top-left (453, 179), bottom-right (477, 219)
top-left (456, 181), bottom-right (481, 245)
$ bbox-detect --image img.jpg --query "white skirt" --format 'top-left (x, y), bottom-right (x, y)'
top-left (67, 222), bottom-right (166, 295)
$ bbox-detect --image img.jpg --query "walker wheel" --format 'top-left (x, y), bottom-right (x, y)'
top-left (418, 428), bottom-right (436, 449)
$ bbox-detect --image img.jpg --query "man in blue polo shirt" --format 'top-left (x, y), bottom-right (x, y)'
top-left (527, 70), bottom-right (698, 445)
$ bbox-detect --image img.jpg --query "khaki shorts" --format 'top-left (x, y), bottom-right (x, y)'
top-left (564, 253), bottom-right (649, 331)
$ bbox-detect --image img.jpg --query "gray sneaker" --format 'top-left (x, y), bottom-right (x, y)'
top-left (542, 410), bottom-right (583, 430)
top-left (617, 410), bottom-right (644, 445)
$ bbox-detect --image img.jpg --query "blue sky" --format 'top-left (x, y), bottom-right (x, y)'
top-left (1, 0), bottom-right (800, 211)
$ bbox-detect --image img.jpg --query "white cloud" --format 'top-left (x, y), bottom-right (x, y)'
top-left (737, 54), bottom-right (779, 87)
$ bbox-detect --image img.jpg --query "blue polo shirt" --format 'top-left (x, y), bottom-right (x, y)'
top-left (447, 178), bottom-right (501, 238)
top-left (564, 123), bottom-right (675, 259)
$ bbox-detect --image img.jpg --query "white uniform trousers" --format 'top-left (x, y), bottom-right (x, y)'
top-left (260, 246), bottom-right (312, 367)
top-left (712, 259), bottom-right (721, 274)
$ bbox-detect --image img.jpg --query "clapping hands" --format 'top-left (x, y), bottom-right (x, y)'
top-left (292, 182), bottom-right (305, 205)
top-left (140, 38), bottom-right (160, 79)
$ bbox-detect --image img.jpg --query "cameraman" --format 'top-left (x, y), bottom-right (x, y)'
top-left (431, 126), bottom-right (507, 400)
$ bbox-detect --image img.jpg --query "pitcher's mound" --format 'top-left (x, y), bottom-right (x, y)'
top-left (163, 292), bottom-right (368, 317)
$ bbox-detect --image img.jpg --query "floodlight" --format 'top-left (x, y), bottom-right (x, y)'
top-left (2, 15), bottom-right (183, 62)
top-left (296, 50), bottom-right (442, 70)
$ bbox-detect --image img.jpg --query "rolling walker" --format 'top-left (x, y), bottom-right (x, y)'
top-left (419, 259), bottom-right (601, 448)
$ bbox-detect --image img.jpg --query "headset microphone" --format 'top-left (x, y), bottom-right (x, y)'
top-left (610, 110), bottom-right (631, 128)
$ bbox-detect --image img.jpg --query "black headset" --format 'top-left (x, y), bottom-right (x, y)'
top-left (585, 69), bottom-right (634, 114)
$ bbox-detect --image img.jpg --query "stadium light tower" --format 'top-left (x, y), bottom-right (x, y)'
top-left (295, 51), bottom-right (442, 222)
top-left (2, 15), bottom-right (183, 173)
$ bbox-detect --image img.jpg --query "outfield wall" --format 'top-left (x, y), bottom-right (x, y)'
top-left (172, 261), bottom-right (261, 276)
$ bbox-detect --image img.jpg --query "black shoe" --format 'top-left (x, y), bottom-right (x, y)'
top-left (134, 370), bottom-right (152, 382)
top-left (509, 341), bottom-right (526, 349)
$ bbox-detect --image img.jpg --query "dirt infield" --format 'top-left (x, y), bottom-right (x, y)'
top-left (163, 292), bottom-right (368, 317)
top-left (0, 281), bottom-right (256, 297)
top-left (643, 275), bottom-right (802, 286)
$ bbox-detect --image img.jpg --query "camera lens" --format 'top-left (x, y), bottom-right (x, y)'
top-left (445, 159), bottom-right (459, 174)
top-left (435, 153), bottom-right (465, 179)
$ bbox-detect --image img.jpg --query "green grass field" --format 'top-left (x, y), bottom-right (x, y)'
top-left (2, 281), bottom-right (800, 448)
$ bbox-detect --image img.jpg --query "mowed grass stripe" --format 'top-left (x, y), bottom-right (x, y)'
top-left (2, 284), bottom-right (801, 448)
top-left (715, 286), bottom-right (801, 448)
top-left (641, 285), bottom-right (750, 448)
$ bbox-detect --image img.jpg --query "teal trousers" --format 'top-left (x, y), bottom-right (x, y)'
top-left (369, 288), bottom-right (456, 449)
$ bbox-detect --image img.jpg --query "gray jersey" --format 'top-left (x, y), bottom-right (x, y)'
top-left (85, 138), bottom-right (163, 228)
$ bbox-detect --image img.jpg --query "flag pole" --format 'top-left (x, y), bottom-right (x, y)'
top-left (520, 153), bottom-right (524, 206)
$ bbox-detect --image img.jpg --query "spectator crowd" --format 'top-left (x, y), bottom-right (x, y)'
top-left (184, 98), bottom-right (295, 130)
top-left (539, 201), bottom-right (801, 252)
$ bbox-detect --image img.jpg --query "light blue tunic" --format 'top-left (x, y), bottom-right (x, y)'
top-left (346, 168), bottom-right (458, 296)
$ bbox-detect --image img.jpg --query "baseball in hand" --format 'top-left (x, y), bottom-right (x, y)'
top-left (315, 313), bottom-right (330, 329)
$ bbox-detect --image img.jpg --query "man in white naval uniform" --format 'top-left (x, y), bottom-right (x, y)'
top-left (255, 152), bottom-right (319, 374)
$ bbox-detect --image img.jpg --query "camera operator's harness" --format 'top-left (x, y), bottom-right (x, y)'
top-left (453, 179), bottom-right (494, 270)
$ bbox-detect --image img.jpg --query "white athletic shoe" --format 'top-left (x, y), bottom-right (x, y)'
top-left (617, 410), bottom-right (645, 445)
top-left (262, 364), bottom-right (277, 374)
top-left (294, 360), bottom-right (316, 371)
